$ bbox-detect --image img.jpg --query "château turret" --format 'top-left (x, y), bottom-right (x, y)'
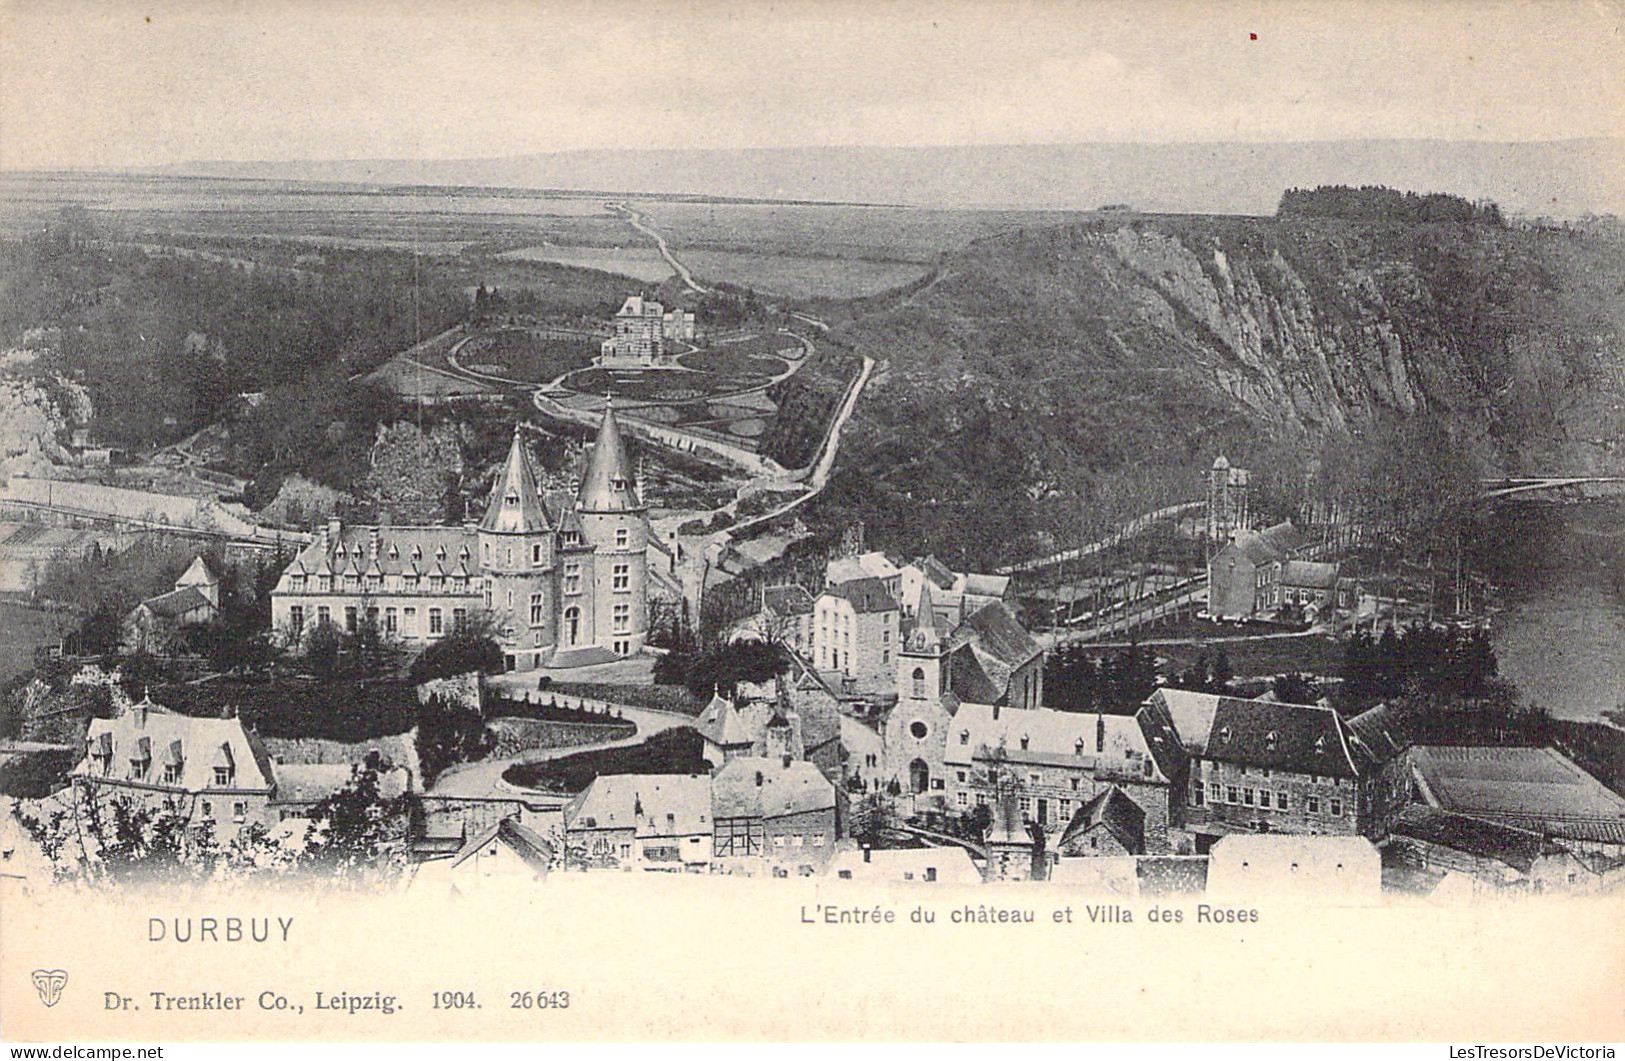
top-left (575, 401), bottom-right (649, 656)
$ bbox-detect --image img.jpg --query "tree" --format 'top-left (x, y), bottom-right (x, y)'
top-left (848, 793), bottom-right (894, 849)
top-left (301, 763), bottom-right (411, 884)
top-left (1273, 673), bottom-right (1321, 705)
top-left (408, 628), bottom-right (503, 684)
top-left (415, 696), bottom-right (495, 787)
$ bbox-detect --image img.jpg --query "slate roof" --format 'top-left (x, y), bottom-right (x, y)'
top-left (577, 403), bottom-right (642, 513)
top-left (945, 703), bottom-right (1164, 783)
top-left (176, 555), bottom-right (218, 588)
top-left (712, 757), bottom-right (835, 820)
top-left (1133, 697), bottom-right (1186, 781)
top-left (481, 428), bottom-right (552, 534)
top-left (564, 774), bottom-right (712, 838)
top-left (695, 695), bottom-right (756, 749)
top-left (1148, 688), bottom-right (1225, 754)
top-left (986, 797), bottom-right (1032, 846)
top-left (1219, 520), bottom-right (1305, 567)
top-left (826, 551), bottom-right (899, 587)
top-left (1408, 745), bottom-right (1625, 823)
top-left (955, 572), bottom-right (1010, 599)
top-left (944, 601), bottom-right (1042, 703)
top-left (1060, 785), bottom-right (1147, 855)
top-left (825, 576), bottom-right (897, 614)
top-left (76, 700), bottom-right (276, 793)
top-left (1345, 703), bottom-right (1413, 770)
top-left (450, 818), bottom-right (555, 874)
top-left (1203, 697), bottom-right (1360, 779)
top-left (1393, 805), bottom-right (1566, 875)
top-left (915, 555), bottom-right (957, 590)
top-left (137, 586), bottom-right (214, 619)
top-left (1280, 560), bottom-right (1339, 590)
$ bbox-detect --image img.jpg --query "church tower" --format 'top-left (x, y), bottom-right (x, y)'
top-left (480, 426), bottom-right (555, 670)
top-left (575, 401), bottom-right (649, 656)
top-left (898, 579), bottom-right (950, 702)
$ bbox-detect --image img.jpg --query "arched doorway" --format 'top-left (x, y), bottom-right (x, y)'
top-left (564, 606), bottom-right (580, 646)
top-left (909, 758), bottom-right (930, 795)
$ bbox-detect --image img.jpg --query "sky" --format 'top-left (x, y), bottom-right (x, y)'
top-left (1, 0), bottom-right (1621, 170)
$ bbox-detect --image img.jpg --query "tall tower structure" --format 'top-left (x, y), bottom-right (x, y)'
top-left (575, 401), bottom-right (649, 656)
top-left (480, 426), bottom-right (556, 670)
top-left (1206, 455), bottom-right (1250, 545)
top-left (897, 580), bottom-right (950, 702)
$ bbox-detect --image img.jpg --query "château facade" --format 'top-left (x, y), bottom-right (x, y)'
top-left (270, 406), bottom-right (649, 670)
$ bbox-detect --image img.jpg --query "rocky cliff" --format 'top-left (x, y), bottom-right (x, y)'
top-left (818, 214), bottom-right (1625, 565)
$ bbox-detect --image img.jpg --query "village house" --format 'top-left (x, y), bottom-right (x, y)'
top-left (984, 797), bottom-right (1039, 881)
top-left (826, 845), bottom-right (982, 885)
top-left (711, 756), bottom-right (838, 875)
top-left (72, 694), bottom-right (275, 842)
top-left (1155, 688), bottom-right (1413, 851)
top-left (898, 554), bottom-right (1012, 627)
top-left (121, 555), bottom-right (220, 654)
top-left (1206, 520), bottom-right (1309, 620)
top-left (563, 774), bottom-right (713, 872)
top-left (271, 406), bottom-right (650, 669)
top-left (1206, 834), bottom-right (1383, 904)
top-left (1054, 785), bottom-right (1147, 858)
top-left (1387, 805), bottom-right (1592, 896)
top-left (736, 584), bottom-right (815, 656)
top-left (812, 576), bottom-right (899, 694)
top-left (69, 692), bottom-right (404, 844)
top-left (445, 818), bottom-right (556, 891)
top-left (940, 701), bottom-right (1181, 852)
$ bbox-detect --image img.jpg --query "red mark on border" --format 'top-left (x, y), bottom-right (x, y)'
top-left (1249, 32), bottom-right (1258, 40)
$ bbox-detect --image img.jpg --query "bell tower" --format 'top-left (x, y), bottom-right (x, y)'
top-left (575, 400), bottom-right (649, 656)
top-left (479, 425), bottom-right (555, 669)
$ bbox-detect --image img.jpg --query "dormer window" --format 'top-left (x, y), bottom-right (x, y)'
top-left (611, 476), bottom-right (628, 493)
top-left (162, 740), bottom-right (183, 785)
top-left (1265, 730), bottom-right (1279, 751)
top-left (1019, 734), bottom-right (1030, 751)
top-left (959, 730), bottom-right (969, 746)
top-left (435, 546), bottom-right (447, 560)
top-left (411, 545), bottom-right (422, 560)
top-left (1219, 726), bottom-right (1233, 744)
top-left (563, 531), bottom-right (581, 548)
top-left (128, 736), bottom-right (151, 781)
top-left (505, 491), bottom-right (519, 507)
top-left (388, 545), bottom-right (399, 559)
top-left (1075, 738), bottom-right (1085, 756)
top-left (458, 545), bottom-right (470, 560)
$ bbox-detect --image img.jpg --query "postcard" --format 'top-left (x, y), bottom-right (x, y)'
top-left (1, 0), bottom-right (1622, 1045)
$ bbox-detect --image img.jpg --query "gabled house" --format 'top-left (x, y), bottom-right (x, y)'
top-left (1206, 520), bottom-right (1310, 620)
top-left (446, 818), bottom-right (555, 890)
top-left (711, 756), bottom-right (837, 873)
top-left (1056, 785), bottom-right (1147, 858)
top-left (563, 774), bottom-right (713, 871)
top-left (121, 556), bottom-right (220, 653)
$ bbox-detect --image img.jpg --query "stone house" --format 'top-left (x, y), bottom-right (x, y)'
top-left (711, 756), bottom-right (837, 874)
top-left (1205, 520), bottom-right (1307, 620)
top-left (121, 555), bottom-right (219, 654)
top-left (826, 845), bottom-right (982, 885)
top-left (72, 694), bottom-right (275, 843)
top-left (942, 702), bottom-right (1179, 852)
top-left (1388, 805), bottom-right (1589, 895)
top-left (812, 576), bottom-right (899, 694)
top-left (600, 295), bottom-right (672, 366)
top-left (446, 818), bottom-right (555, 890)
top-left (1055, 785), bottom-right (1147, 858)
top-left (1169, 691), bottom-right (1412, 851)
top-left (563, 774), bottom-right (714, 871)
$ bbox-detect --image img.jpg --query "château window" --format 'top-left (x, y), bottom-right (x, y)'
top-left (453, 608), bottom-right (467, 631)
top-left (1330, 798), bottom-right (1343, 818)
top-left (616, 527), bottom-right (629, 549)
top-left (428, 608), bottom-right (443, 635)
top-left (530, 593), bottom-right (544, 625)
top-left (564, 563), bottom-right (582, 595)
top-left (532, 543), bottom-right (542, 565)
top-left (289, 606), bottom-right (304, 631)
top-left (318, 575), bottom-right (332, 592)
top-left (613, 603), bottom-right (631, 633)
top-left (214, 766), bottom-right (233, 787)
top-left (613, 563), bottom-right (630, 591)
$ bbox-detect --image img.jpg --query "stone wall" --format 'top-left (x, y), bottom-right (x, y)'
top-left (485, 716), bottom-right (634, 759)
top-left (261, 733), bottom-right (421, 789)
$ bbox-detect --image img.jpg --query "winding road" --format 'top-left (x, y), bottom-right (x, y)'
top-left (609, 202), bottom-right (711, 295)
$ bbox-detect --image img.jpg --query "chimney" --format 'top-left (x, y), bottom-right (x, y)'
top-left (992, 704), bottom-right (1001, 721)
top-left (327, 516), bottom-right (342, 545)
top-left (782, 754), bottom-right (792, 769)
top-left (368, 526), bottom-right (380, 561)
top-left (862, 845), bottom-right (871, 863)
top-left (1096, 712), bottom-right (1106, 754)
top-left (754, 771), bottom-right (764, 787)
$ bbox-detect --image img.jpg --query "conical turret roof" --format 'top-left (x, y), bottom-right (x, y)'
top-left (481, 426), bottom-right (552, 534)
top-left (906, 579), bottom-right (944, 654)
top-left (576, 401), bottom-right (642, 513)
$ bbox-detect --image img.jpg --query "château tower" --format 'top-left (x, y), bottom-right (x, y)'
top-left (479, 426), bottom-right (555, 670)
top-left (575, 400), bottom-right (649, 656)
top-left (1206, 454), bottom-right (1251, 545)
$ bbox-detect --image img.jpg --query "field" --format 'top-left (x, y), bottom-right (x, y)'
top-left (497, 245), bottom-right (674, 283)
top-left (681, 249), bottom-right (930, 300)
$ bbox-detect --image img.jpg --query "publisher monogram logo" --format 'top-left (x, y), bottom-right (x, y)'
top-left (32, 969), bottom-right (68, 1007)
